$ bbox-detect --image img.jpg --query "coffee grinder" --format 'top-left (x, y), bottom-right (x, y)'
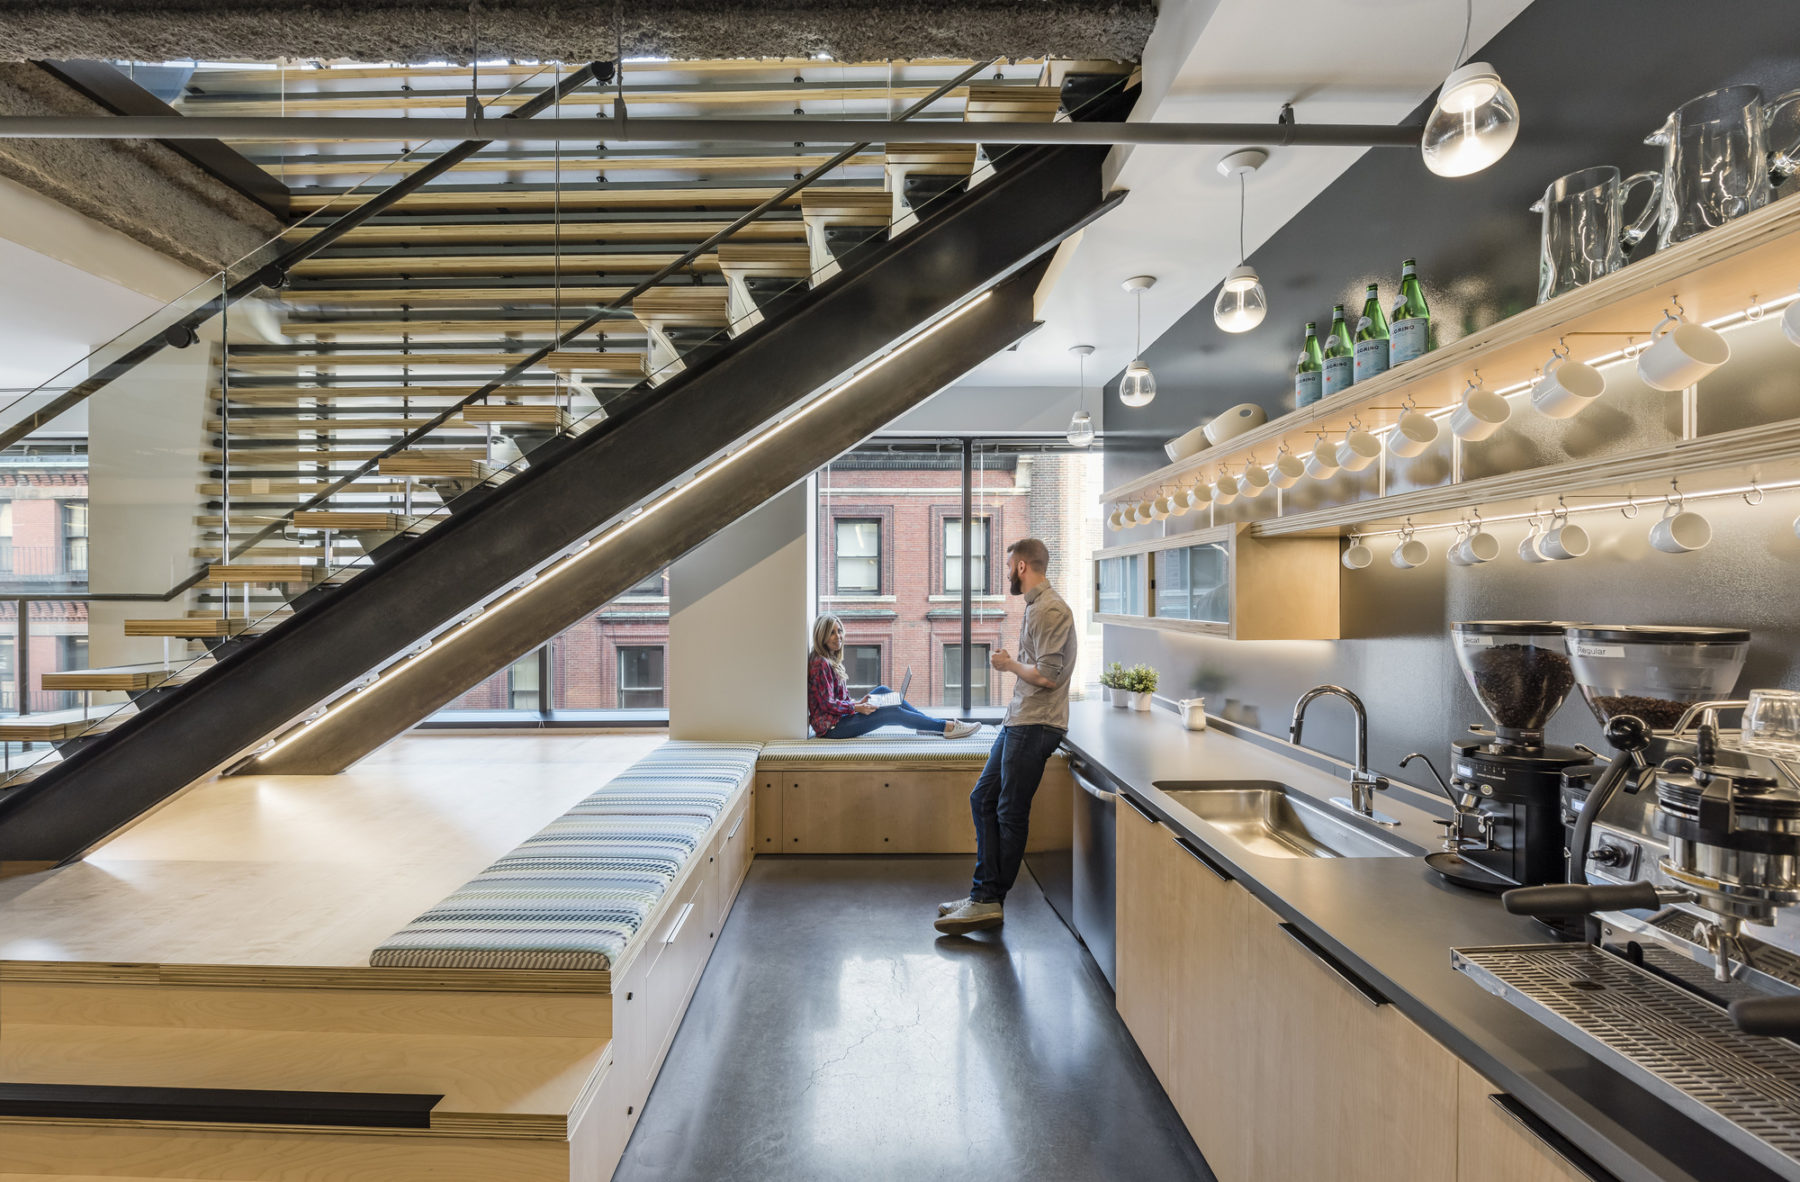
top-left (1404, 621), bottom-right (1596, 891)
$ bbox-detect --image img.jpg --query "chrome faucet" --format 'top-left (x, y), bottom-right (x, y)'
top-left (1289, 685), bottom-right (1399, 827)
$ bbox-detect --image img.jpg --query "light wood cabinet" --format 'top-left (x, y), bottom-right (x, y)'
top-left (1092, 524), bottom-right (1339, 642)
top-left (1457, 1062), bottom-right (1613, 1182)
top-left (1114, 792), bottom-right (1178, 1087)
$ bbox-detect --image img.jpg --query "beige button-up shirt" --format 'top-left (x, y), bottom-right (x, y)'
top-left (1003, 580), bottom-right (1076, 729)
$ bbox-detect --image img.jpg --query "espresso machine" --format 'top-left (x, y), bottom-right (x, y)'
top-left (1452, 628), bottom-right (1800, 1179)
top-left (1403, 621), bottom-right (1596, 891)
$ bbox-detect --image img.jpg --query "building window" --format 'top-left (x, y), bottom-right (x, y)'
top-left (0, 503), bottom-right (12, 575)
top-left (507, 652), bottom-right (542, 712)
top-left (944, 517), bottom-right (990, 594)
top-left (943, 644), bottom-right (991, 708)
top-left (618, 645), bottom-right (666, 708)
top-left (62, 502), bottom-right (88, 577)
top-left (844, 644), bottom-right (882, 698)
top-left (834, 518), bottom-right (881, 594)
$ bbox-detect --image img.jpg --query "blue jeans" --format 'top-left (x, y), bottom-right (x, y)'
top-left (822, 687), bottom-right (947, 738)
top-left (968, 723), bottom-right (1066, 904)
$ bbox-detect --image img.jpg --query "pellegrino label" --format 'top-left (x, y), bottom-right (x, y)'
top-left (1322, 355), bottom-right (1355, 398)
top-left (1353, 333), bottom-right (1390, 380)
top-left (1390, 317), bottom-right (1429, 365)
top-left (1295, 370), bottom-right (1323, 407)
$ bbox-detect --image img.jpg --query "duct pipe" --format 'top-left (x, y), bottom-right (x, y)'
top-left (0, 115), bottom-right (1425, 147)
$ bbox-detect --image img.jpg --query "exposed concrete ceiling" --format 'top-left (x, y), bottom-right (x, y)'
top-left (961, 0), bottom-right (1536, 390)
top-left (0, 1), bottom-right (1155, 65)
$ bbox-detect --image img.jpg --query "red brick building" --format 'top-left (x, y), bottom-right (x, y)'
top-left (0, 458), bottom-right (92, 713)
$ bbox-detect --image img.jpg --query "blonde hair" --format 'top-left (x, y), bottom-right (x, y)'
top-left (810, 614), bottom-right (846, 678)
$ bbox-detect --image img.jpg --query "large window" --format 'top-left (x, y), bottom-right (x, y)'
top-left (844, 644), bottom-right (882, 698)
top-left (834, 518), bottom-right (881, 594)
top-left (944, 517), bottom-right (990, 594)
top-left (507, 652), bottom-right (542, 711)
top-left (62, 501), bottom-right (88, 577)
top-left (618, 646), bottom-right (666, 708)
top-left (943, 643), bottom-right (991, 707)
top-left (817, 440), bottom-right (1103, 717)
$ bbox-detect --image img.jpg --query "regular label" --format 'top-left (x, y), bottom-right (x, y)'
top-left (1353, 336), bottom-right (1390, 381)
top-left (1295, 370), bottom-right (1323, 407)
top-left (1572, 642), bottom-right (1625, 659)
top-left (1462, 634), bottom-right (1495, 647)
top-left (1390, 317), bottom-right (1429, 365)
top-left (1323, 355), bottom-right (1354, 398)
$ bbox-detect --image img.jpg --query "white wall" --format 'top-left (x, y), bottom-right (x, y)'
top-left (667, 481), bottom-right (813, 740)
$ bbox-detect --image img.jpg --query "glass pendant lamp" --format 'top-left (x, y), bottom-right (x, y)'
top-left (1421, 0), bottom-right (1519, 177)
top-left (1119, 276), bottom-right (1157, 407)
top-left (1066, 344), bottom-right (1096, 447)
top-left (1213, 150), bottom-right (1268, 333)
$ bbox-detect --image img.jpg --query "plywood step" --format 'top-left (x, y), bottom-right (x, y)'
top-left (282, 219), bottom-right (802, 247)
top-left (292, 511), bottom-right (438, 533)
top-left (290, 252), bottom-right (723, 279)
top-left (0, 708), bottom-right (132, 744)
top-left (289, 185), bottom-right (802, 215)
top-left (38, 663), bottom-right (209, 694)
top-left (214, 385), bottom-right (554, 403)
top-left (225, 352), bottom-right (555, 372)
top-left (379, 453), bottom-right (496, 480)
top-left (204, 564), bottom-right (318, 585)
top-left (460, 404), bottom-right (571, 428)
top-left (121, 616), bottom-right (288, 639)
top-left (282, 285), bottom-right (637, 306)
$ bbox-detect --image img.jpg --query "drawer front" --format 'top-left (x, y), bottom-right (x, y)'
top-left (643, 869), bottom-right (709, 1074)
top-left (719, 790), bottom-right (753, 913)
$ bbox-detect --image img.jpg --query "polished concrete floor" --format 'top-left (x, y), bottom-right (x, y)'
top-left (615, 856), bottom-right (1213, 1182)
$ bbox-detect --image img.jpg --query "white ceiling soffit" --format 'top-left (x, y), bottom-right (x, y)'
top-left (959, 0), bottom-right (1534, 389)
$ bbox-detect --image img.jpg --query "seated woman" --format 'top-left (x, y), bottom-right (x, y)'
top-left (808, 614), bottom-right (981, 740)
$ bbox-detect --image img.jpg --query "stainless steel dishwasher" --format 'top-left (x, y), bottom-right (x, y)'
top-left (1070, 753), bottom-right (1118, 989)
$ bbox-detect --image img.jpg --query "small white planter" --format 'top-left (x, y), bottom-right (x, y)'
top-left (1108, 687), bottom-right (1129, 709)
top-left (1127, 691), bottom-right (1154, 712)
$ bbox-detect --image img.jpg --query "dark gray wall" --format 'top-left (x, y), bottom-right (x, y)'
top-left (1102, 0), bottom-right (1800, 776)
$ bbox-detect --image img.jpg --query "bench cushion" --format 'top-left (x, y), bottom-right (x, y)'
top-left (756, 728), bottom-right (1008, 771)
top-left (369, 741), bottom-right (762, 972)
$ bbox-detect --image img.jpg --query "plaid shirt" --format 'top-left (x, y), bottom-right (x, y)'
top-left (807, 655), bottom-right (856, 737)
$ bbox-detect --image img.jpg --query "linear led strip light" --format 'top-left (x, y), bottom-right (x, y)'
top-left (257, 290), bottom-right (996, 761)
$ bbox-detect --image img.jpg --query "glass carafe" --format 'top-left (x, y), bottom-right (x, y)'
top-left (1529, 165), bottom-right (1661, 303)
top-left (1645, 85), bottom-right (1800, 248)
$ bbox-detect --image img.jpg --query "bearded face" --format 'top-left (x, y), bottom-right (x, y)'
top-left (1008, 561), bottom-right (1024, 596)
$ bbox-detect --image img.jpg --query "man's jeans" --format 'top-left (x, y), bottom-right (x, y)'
top-left (968, 723), bottom-right (1066, 904)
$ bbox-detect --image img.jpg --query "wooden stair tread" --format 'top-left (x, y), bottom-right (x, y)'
top-left (459, 404), bottom-right (571, 427)
top-left (800, 189), bottom-right (895, 219)
top-left (289, 252), bottom-right (723, 278)
top-left (885, 143), bottom-right (979, 167)
top-left (281, 285), bottom-right (635, 306)
top-left (0, 708), bottom-right (132, 742)
top-left (0, 1023), bottom-right (605, 1134)
top-left (632, 288), bottom-right (731, 326)
top-left (214, 385), bottom-right (554, 402)
top-left (292, 511), bottom-right (436, 531)
top-left (205, 564), bottom-right (319, 585)
top-left (718, 243), bottom-right (814, 278)
top-left (226, 353), bottom-right (555, 370)
top-left (379, 454), bottom-right (495, 478)
top-left (39, 663), bottom-right (209, 693)
top-left (282, 219), bottom-right (802, 246)
top-left (542, 351), bottom-right (647, 377)
top-left (261, 151), bottom-right (883, 179)
top-left (208, 417), bottom-right (472, 435)
top-left (275, 318), bottom-right (621, 339)
top-left (289, 186), bottom-right (803, 214)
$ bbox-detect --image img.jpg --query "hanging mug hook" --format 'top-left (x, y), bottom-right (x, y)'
top-left (1621, 492), bottom-right (1639, 520)
top-left (1666, 478), bottom-right (1684, 512)
top-left (1745, 478), bottom-right (1766, 507)
top-left (1746, 295), bottom-right (1766, 323)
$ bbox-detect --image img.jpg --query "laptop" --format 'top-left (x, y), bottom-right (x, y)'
top-left (868, 667), bottom-right (911, 707)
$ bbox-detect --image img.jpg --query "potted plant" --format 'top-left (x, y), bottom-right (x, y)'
top-left (1122, 663), bottom-right (1159, 712)
top-left (1101, 661), bottom-right (1128, 708)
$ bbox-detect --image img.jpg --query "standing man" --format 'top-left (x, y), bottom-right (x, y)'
top-left (936, 537), bottom-right (1075, 935)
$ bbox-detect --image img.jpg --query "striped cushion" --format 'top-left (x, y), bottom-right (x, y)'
top-left (370, 741), bottom-right (761, 972)
top-left (756, 728), bottom-right (1018, 770)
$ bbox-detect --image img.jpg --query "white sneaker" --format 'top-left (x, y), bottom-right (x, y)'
top-left (938, 896), bottom-right (969, 916)
top-left (943, 720), bottom-right (981, 739)
top-left (934, 899), bottom-right (1004, 935)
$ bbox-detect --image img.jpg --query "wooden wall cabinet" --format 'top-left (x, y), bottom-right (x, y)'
top-left (1457, 1063), bottom-right (1614, 1182)
top-left (1092, 523), bottom-right (1339, 641)
top-left (1114, 793), bottom-right (1178, 1087)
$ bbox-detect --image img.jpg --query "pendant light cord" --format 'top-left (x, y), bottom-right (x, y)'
top-left (1238, 171), bottom-right (1246, 265)
top-left (1454, 0), bottom-right (1472, 69)
top-left (1134, 290), bottom-right (1143, 357)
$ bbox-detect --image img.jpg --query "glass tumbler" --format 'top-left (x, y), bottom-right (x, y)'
top-left (1742, 689), bottom-right (1800, 760)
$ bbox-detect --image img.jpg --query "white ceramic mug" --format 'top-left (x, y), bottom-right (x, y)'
top-left (1185, 484), bottom-right (1211, 511)
top-left (1783, 294), bottom-right (1800, 348)
top-left (1304, 453), bottom-right (1338, 481)
top-left (1108, 509), bottom-right (1124, 530)
top-left (1341, 541), bottom-right (1374, 570)
top-left (1455, 530), bottom-right (1500, 565)
top-left (1337, 428), bottom-right (1382, 472)
top-left (1240, 465), bottom-right (1272, 498)
top-left (1135, 499), bottom-right (1155, 522)
top-left (1636, 313), bottom-right (1730, 391)
top-left (1450, 388), bottom-right (1512, 441)
top-left (1531, 356), bottom-right (1606, 419)
top-left (1539, 520), bottom-right (1589, 560)
top-left (1447, 534), bottom-right (1475, 566)
top-left (1270, 451), bottom-right (1306, 488)
top-left (1150, 495), bottom-right (1172, 520)
top-left (1649, 507), bottom-right (1711, 553)
top-left (1388, 409), bottom-right (1439, 458)
top-left (1213, 474), bottom-right (1239, 505)
top-left (1391, 536), bottom-right (1429, 569)
top-left (1519, 523), bottom-right (1549, 563)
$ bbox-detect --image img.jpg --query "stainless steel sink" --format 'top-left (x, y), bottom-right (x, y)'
top-left (1153, 780), bottom-right (1413, 860)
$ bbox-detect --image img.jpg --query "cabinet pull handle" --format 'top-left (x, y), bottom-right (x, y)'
top-left (1277, 922), bottom-right (1388, 1008)
top-left (1121, 794), bottom-right (1157, 824)
top-left (727, 812), bottom-right (746, 840)
top-left (1173, 836), bottom-right (1231, 882)
top-left (1487, 1094), bottom-right (1618, 1182)
top-left (663, 902), bottom-right (696, 946)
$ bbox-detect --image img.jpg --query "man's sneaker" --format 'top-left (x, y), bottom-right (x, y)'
top-left (943, 720), bottom-right (981, 740)
top-left (934, 899), bottom-right (1004, 935)
top-left (937, 896), bottom-right (969, 916)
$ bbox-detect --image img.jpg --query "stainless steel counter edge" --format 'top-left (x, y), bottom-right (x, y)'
top-left (1061, 700), bottom-right (1786, 1182)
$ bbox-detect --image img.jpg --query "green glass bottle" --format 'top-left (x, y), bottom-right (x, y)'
top-left (1352, 283), bottom-right (1390, 382)
top-left (1388, 258), bottom-right (1431, 366)
top-left (1294, 322), bottom-right (1323, 407)
top-left (1321, 304), bottom-right (1355, 398)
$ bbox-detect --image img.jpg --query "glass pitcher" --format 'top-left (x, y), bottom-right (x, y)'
top-left (1645, 85), bottom-right (1800, 248)
top-left (1530, 165), bottom-right (1661, 303)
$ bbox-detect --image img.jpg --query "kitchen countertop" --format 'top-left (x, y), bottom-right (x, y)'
top-left (1063, 700), bottom-right (1786, 1182)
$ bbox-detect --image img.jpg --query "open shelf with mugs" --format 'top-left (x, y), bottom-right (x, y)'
top-left (1092, 523), bottom-right (1340, 640)
top-left (1099, 189), bottom-right (1800, 518)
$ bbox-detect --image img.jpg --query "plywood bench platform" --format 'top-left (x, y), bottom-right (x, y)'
top-left (753, 728), bottom-right (1074, 855)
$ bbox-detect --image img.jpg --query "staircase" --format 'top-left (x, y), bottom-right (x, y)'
top-left (0, 54), bottom-right (1133, 864)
